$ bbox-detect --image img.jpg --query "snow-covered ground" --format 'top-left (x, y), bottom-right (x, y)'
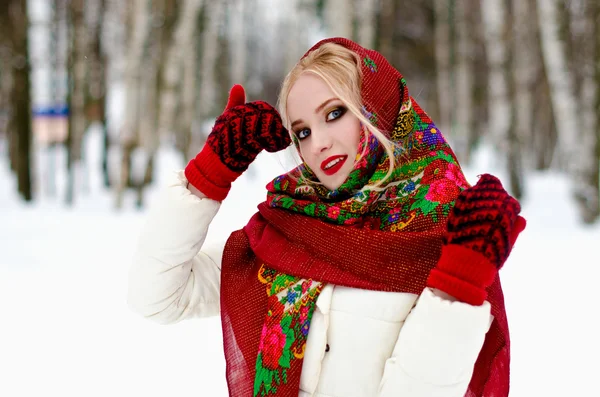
top-left (1, 129), bottom-right (598, 396)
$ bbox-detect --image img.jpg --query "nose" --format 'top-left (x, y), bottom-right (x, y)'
top-left (309, 128), bottom-right (332, 156)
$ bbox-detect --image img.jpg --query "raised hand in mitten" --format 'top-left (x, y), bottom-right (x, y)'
top-left (426, 174), bottom-right (527, 305)
top-left (184, 84), bottom-right (292, 201)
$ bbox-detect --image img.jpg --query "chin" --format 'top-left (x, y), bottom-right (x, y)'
top-left (314, 164), bottom-right (354, 191)
top-left (321, 174), bottom-right (349, 191)
top-left (322, 182), bottom-right (341, 191)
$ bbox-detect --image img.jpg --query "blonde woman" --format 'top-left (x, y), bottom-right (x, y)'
top-left (129, 37), bottom-right (525, 397)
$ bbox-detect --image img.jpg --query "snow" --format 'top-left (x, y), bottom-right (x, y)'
top-left (1, 128), bottom-right (598, 396)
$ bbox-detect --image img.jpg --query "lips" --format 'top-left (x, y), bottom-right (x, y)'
top-left (320, 155), bottom-right (348, 176)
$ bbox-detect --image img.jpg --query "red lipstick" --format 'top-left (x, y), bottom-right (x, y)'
top-left (320, 155), bottom-right (347, 176)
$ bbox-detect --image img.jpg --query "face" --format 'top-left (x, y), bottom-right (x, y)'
top-left (286, 73), bottom-right (362, 190)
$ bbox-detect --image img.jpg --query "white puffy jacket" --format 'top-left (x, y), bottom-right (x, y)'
top-left (128, 171), bottom-right (494, 397)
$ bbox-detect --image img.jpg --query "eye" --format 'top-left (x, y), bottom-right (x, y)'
top-left (296, 128), bottom-right (311, 140)
top-left (326, 107), bottom-right (346, 122)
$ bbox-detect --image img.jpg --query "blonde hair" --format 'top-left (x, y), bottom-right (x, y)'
top-left (277, 43), bottom-right (398, 189)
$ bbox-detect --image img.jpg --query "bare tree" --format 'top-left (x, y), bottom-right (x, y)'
top-left (482, 1), bottom-right (511, 157)
top-left (595, 0), bottom-right (600, 223)
top-left (572, 0), bottom-right (599, 223)
top-left (131, 0), bottom-right (173, 208)
top-left (528, 0), bottom-right (557, 171)
top-left (536, 0), bottom-right (579, 169)
top-left (537, 0), bottom-right (598, 223)
top-left (502, 0), bottom-right (528, 199)
top-left (325, 0), bottom-right (354, 39)
top-left (0, 47), bottom-right (11, 149)
top-left (355, 0), bottom-right (378, 49)
top-left (115, 0), bottom-right (152, 209)
top-left (87, 0), bottom-right (109, 187)
top-left (511, 0), bottom-right (535, 170)
top-left (0, 0), bottom-right (33, 201)
top-left (502, 0), bottom-right (537, 199)
top-left (377, 0), bottom-right (396, 61)
top-left (41, 0), bottom-right (69, 198)
top-left (0, 28), bottom-right (15, 171)
top-left (177, 31), bottom-right (198, 157)
top-left (275, 0), bottom-right (321, 83)
top-left (158, 0), bottom-right (204, 160)
top-left (228, 0), bottom-right (247, 86)
top-left (194, 1), bottom-right (225, 155)
top-left (280, 0), bottom-right (303, 75)
top-left (433, 0), bottom-right (452, 138)
top-left (65, 0), bottom-right (89, 204)
top-left (454, 0), bottom-right (475, 163)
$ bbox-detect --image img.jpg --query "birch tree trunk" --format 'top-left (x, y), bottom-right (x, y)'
top-left (433, 0), bottom-right (452, 138)
top-left (528, 0), bottom-right (557, 171)
top-left (194, 0), bottom-right (225, 156)
top-left (103, 0), bottom-right (128, 84)
top-left (536, 0), bottom-right (579, 169)
top-left (158, 0), bottom-right (204, 151)
top-left (378, 0), bottom-right (395, 60)
top-left (87, 0), bottom-right (109, 188)
top-left (44, 0), bottom-right (65, 197)
top-left (115, 0), bottom-right (151, 209)
top-left (504, 0), bottom-right (536, 199)
top-left (133, 0), bottom-right (171, 209)
top-left (131, 56), bottom-right (159, 208)
top-left (228, 0), bottom-right (247, 86)
top-left (175, 19), bottom-right (199, 162)
top-left (454, 0), bottom-right (474, 163)
top-left (325, 0), bottom-right (353, 39)
top-left (481, 0), bottom-right (510, 144)
top-left (244, 0), bottom-right (266, 100)
top-left (565, 0), bottom-right (584, 101)
top-left (121, 0), bottom-right (151, 145)
top-left (512, 0), bottom-right (535, 167)
top-left (469, 2), bottom-right (490, 144)
top-left (504, 0), bottom-right (526, 199)
top-left (65, 0), bottom-right (88, 205)
top-left (573, 0), bottom-right (599, 223)
top-left (355, 0), bottom-right (377, 49)
top-left (282, 0), bottom-right (302, 75)
top-left (482, 0), bottom-right (515, 189)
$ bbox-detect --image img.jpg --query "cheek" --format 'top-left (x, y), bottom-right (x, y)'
top-left (296, 143), bottom-right (313, 167)
top-left (297, 143), bottom-right (326, 174)
top-left (342, 118), bottom-right (363, 152)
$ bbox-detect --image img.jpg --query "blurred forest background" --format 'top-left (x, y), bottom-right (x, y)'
top-left (1, 0), bottom-right (599, 224)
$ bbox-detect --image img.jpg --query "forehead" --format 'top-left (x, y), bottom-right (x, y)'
top-left (287, 73), bottom-right (335, 115)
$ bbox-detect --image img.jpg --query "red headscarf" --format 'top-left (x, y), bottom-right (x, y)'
top-left (220, 38), bottom-right (509, 397)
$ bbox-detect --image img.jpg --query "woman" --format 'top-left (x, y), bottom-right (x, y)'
top-left (128, 37), bottom-right (526, 397)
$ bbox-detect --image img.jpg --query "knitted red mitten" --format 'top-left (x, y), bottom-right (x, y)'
top-left (426, 174), bottom-right (527, 305)
top-left (184, 85), bottom-right (291, 201)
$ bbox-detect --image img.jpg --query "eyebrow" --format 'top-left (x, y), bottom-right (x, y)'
top-left (290, 98), bottom-right (338, 128)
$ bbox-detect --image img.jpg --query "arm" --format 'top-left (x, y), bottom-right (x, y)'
top-left (127, 170), bottom-right (225, 324)
top-left (379, 175), bottom-right (525, 396)
top-left (377, 288), bottom-right (492, 397)
top-left (129, 84), bottom-right (290, 325)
